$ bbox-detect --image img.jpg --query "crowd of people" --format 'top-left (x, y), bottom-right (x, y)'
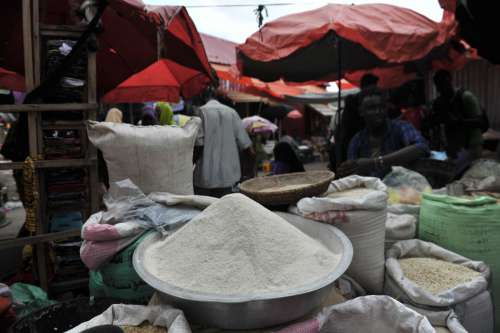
top-left (94, 69), bottom-right (493, 200)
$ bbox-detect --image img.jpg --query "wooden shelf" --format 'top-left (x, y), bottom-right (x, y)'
top-left (0, 229), bottom-right (81, 250)
top-left (0, 103), bottom-right (98, 113)
top-left (0, 158), bottom-right (96, 171)
top-left (42, 121), bottom-right (87, 130)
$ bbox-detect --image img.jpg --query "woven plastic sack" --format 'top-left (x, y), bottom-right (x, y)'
top-left (65, 303), bottom-right (191, 333)
top-left (87, 118), bottom-right (201, 195)
top-left (276, 295), bottom-right (434, 333)
top-left (385, 213), bottom-right (417, 251)
top-left (406, 308), bottom-right (468, 333)
top-left (419, 193), bottom-right (500, 331)
top-left (94, 231), bottom-right (154, 303)
top-left (385, 239), bottom-right (493, 333)
top-left (296, 176), bottom-right (387, 293)
top-left (459, 159), bottom-right (500, 192)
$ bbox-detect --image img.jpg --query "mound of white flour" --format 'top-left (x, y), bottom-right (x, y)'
top-left (144, 193), bottom-right (339, 295)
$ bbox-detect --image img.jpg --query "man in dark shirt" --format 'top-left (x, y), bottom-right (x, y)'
top-left (338, 88), bottom-right (429, 178)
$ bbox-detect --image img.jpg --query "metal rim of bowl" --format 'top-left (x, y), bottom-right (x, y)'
top-left (133, 217), bottom-right (353, 304)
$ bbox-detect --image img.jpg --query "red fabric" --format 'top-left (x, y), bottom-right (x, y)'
top-left (344, 66), bottom-right (418, 89)
top-left (238, 3), bottom-right (457, 64)
top-left (103, 59), bottom-right (210, 103)
top-left (0, 67), bottom-right (25, 91)
top-left (0, 1), bottom-right (213, 95)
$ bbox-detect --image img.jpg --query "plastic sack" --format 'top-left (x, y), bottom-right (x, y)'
top-left (87, 118), bottom-right (201, 195)
top-left (276, 296), bottom-right (434, 333)
top-left (80, 180), bottom-right (203, 270)
top-left (385, 239), bottom-right (493, 333)
top-left (458, 159), bottom-right (500, 192)
top-left (406, 308), bottom-right (467, 333)
top-left (295, 176), bottom-right (387, 293)
top-left (385, 213), bottom-right (417, 251)
top-left (383, 166), bottom-right (431, 205)
top-left (10, 283), bottom-right (57, 319)
top-left (65, 303), bottom-right (191, 333)
top-left (297, 175), bottom-right (387, 214)
top-left (419, 193), bottom-right (500, 332)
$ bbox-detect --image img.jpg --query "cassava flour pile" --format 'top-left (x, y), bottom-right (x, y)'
top-left (144, 193), bottom-right (339, 295)
top-left (398, 257), bottom-right (481, 295)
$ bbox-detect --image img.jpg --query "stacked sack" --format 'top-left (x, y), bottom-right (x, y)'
top-left (419, 193), bottom-right (500, 332)
top-left (385, 239), bottom-right (493, 333)
top-left (295, 176), bottom-right (387, 293)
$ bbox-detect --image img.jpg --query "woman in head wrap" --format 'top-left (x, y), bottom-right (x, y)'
top-left (156, 101), bottom-right (174, 126)
top-left (272, 141), bottom-right (305, 175)
top-left (104, 107), bottom-right (123, 123)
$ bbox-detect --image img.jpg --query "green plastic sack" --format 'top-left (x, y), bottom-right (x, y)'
top-left (96, 231), bottom-right (154, 303)
top-left (88, 270), bottom-right (106, 298)
top-left (419, 193), bottom-right (500, 331)
top-left (10, 283), bottom-right (57, 318)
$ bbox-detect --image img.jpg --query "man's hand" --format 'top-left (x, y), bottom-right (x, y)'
top-left (337, 158), bottom-right (374, 178)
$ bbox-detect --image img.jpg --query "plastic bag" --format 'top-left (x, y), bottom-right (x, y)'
top-left (10, 283), bottom-right (57, 319)
top-left (383, 167), bottom-right (431, 205)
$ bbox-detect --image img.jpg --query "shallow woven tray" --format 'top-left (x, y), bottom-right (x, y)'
top-left (239, 170), bottom-right (335, 205)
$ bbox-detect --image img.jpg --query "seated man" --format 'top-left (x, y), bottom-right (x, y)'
top-left (338, 88), bottom-right (429, 178)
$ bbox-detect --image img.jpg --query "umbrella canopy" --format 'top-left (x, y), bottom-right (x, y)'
top-left (286, 110), bottom-right (303, 119)
top-left (242, 115), bottom-right (278, 134)
top-left (0, 0), bottom-right (214, 96)
top-left (102, 58), bottom-right (211, 103)
top-left (237, 3), bottom-right (462, 84)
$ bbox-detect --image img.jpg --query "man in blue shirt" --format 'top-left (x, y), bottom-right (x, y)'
top-left (338, 88), bottom-right (429, 178)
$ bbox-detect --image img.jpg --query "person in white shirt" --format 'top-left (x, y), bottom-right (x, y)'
top-left (194, 96), bottom-right (254, 197)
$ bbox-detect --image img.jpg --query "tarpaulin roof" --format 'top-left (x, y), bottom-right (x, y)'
top-left (0, 0), bottom-right (213, 96)
top-left (237, 3), bottom-right (463, 84)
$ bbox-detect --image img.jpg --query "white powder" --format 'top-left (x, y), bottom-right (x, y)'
top-left (144, 193), bottom-right (340, 295)
top-left (326, 187), bottom-right (373, 199)
top-left (260, 184), bottom-right (309, 192)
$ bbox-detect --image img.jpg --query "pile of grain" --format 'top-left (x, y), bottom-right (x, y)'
top-left (121, 323), bottom-right (167, 333)
top-left (326, 187), bottom-right (373, 199)
top-left (398, 257), bottom-right (481, 294)
top-left (433, 327), bottom-right (451, 333)
top-left (144, 194), bottom-right (339, 295)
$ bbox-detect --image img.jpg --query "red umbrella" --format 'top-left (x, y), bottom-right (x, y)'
top-left (0, 1), bottom-right (214, 96)
top-left (237, 3), bottom-right (464, 84)
top-left (102, 58), bottom-right (211, 103)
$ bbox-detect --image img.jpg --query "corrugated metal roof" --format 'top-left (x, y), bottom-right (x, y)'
top-left (428, 59), bottom-right (500, 131)
top-left (200, 33), bottom-right (237, 66)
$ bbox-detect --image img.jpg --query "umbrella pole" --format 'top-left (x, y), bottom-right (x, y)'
top-left (334, 38), bottom-right (342, 169)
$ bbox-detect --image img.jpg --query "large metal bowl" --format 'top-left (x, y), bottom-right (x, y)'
top-left (133, 212), bottom-right (353, 329)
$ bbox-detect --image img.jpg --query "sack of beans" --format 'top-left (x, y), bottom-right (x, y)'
top-left (296, 176), bottom-right (387, 293)
top-left (385, 239), bottom-right (493, 333)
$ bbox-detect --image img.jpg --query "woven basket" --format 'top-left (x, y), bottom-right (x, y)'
top-left (240, 170), bottom-right (335, 206)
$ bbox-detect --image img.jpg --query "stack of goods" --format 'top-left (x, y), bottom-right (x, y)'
top-left (49, 212), bottom-right (87, 283)
top-left (295, 175), bottom-right (387, 293)
top-left (419, 193), bottom-right (500, 331)
top-left (385, 239), bottom-right (493, 333)
top-left (43, 129), bottom-right (82, 160)
top-left (44, 39), bottom-right (87, 105)
top-left (46, 168), bottom-right (87, 209)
